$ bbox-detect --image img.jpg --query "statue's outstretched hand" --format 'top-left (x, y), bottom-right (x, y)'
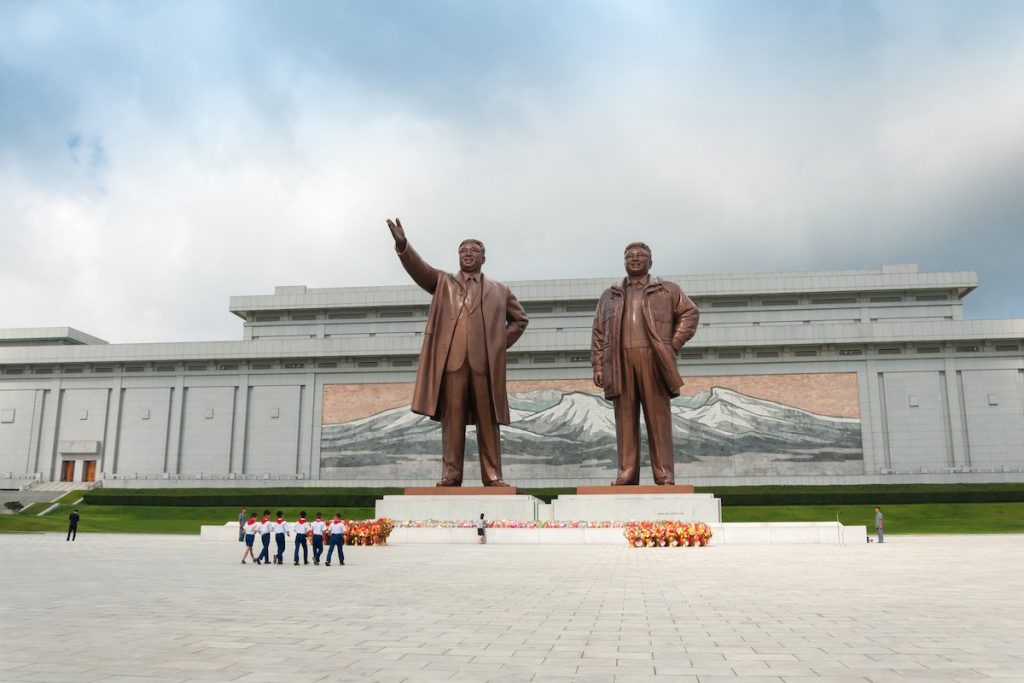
top-left (386, 218), bottom-right (407, 251)
top-left (593, 369), bottom-right (603, 388)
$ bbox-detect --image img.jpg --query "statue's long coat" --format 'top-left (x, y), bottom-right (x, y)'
top-left (397, 242), bottom-right (528, 425)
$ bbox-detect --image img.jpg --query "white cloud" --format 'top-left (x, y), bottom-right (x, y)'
top-left (2, 2), bottom-right (1024, 342)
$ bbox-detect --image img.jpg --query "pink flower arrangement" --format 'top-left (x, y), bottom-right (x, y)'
top-left (392, 519), bottom-right (626, 529)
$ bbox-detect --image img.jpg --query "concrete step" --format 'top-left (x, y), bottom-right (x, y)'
top-left (31, 482), bottom-right (98, 492)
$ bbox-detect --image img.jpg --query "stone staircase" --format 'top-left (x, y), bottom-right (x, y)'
top-left (30, 481), bottom-right (100, 493)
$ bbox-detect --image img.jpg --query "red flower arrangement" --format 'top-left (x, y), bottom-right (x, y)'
top-left (623, 521), bottom-right (713, 547)
top-left (343, 517), bottom-right (395, 546)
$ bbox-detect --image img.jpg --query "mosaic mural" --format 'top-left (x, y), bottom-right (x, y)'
top-left (320, 373), bottom-right (863, 481)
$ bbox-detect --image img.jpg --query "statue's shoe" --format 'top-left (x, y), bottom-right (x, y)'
top-left (483, 479), bottom-right (512, 487)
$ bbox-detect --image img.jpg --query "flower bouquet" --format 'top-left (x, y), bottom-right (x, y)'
top-left (343, 517), bottom-right (395, 546)
top-left (623, 521), bottom-right (712, 548)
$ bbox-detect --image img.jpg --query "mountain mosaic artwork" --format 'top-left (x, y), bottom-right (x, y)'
top-left (320, 386), bottom-right (863, 478)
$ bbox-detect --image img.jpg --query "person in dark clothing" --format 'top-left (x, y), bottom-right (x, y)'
top-left (67, 509), bottom-right (80, 541)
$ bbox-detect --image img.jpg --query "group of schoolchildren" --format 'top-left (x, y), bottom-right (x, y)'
top-left (240, 510), bottom-right (348, 566)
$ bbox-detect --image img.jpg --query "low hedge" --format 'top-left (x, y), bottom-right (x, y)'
top-left (83, 487), bottom-right (403, 508)
top-left (715, 491), bottom-right (1024, 506)
top-left (700, 485), bottom-right (1024, 506)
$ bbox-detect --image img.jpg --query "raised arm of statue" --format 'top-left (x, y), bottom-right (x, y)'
top-left (386, 218), bottom-right (407, 251)
top-left (387, 217), bottom-right (443, 295)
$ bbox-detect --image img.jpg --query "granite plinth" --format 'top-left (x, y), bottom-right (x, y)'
top-left (577, 484), bottom-right (695, 494)
top-left (376, 494), bottom-right (542, 522)
top-left (403, 486), bottom-right (519, 495)
top-left (551, 492), bottom-right (722, 523)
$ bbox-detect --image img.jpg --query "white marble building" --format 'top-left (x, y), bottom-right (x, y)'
top-left (1, 263), bottom-right (1022, 488)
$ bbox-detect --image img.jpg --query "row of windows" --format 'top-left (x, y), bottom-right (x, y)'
top-left (246, 292), bottom-right (954, 323)
top-left (0, 343), bottom-right (1018, 376)
top-left (252, 309), bottom-right (426, 323)
top-left (0, 359), bottom-right (417, 374)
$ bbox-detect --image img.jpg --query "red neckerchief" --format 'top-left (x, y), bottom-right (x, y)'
top-left (298, 518), bottom-right (306, 524)
top-left (276, 517), bottom-right (284, 525)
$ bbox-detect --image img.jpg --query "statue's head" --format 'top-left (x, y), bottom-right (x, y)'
top-left (623, 242), bottom-right (652, 277)
top-left (458, 239), bottom-right (486, 274)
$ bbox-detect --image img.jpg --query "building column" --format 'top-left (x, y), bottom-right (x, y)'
top-left (943, 358), bottom-right (969, 467)
top-left (859, 364), bottom-right (887, 474)
top-left (101, 381), bottom-right (122, 476)
top-left (164, 376), bottom-right (185, 475)
top-left (230, 377), bottom-right (250, 474)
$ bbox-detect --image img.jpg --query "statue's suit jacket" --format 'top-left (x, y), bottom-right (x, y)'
top-left (396, 241), bottom-right (529, 425)
top-left (591, 277), bottom-right (699, 400)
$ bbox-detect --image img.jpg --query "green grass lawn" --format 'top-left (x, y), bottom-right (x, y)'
top-left (723, 502), bottom-right (1024, 534)
top-left (0, 504), bottom-right (377, 535)
top-left (2, 500), bottom-right (1022, 534)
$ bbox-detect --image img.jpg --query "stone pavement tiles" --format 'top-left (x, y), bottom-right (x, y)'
top-left (0, 533), bottom-right (1022, 682)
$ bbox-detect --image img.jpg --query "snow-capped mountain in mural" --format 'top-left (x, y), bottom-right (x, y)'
top-left (320, 387), bottom-right (861, 469)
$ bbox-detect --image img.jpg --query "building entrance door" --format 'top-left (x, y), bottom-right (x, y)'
top-left (60, 461), bottom-right (75, 482)
top-left (83, 460), bottom-right (96, 482)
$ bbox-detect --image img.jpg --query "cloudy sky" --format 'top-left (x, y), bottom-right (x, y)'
top-left (2, 1), bottom-right (1023, 343)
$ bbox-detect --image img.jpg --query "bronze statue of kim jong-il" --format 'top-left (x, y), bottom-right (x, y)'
top-left (591, 242), bottom-right (699, 485)
top-left (386, 218), bottom-right (529, 487)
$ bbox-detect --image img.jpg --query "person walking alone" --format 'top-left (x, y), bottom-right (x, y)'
top-left (874, 506), bottom-right (884, 543)
top-left (476, 513), bottom-right (486, 544)
top-left (66, 508), bottom-right (80, 541)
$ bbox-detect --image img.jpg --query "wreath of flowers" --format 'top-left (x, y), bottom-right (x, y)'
top-left (341, 517), bottom-right (395, 546)
top-left (623, 521), bottom-right (713, 547)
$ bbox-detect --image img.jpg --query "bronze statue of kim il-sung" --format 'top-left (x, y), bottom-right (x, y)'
top-left (387, 218), bottom-right (529, 487)
top-left (591, 242), bottom-right (700, 485)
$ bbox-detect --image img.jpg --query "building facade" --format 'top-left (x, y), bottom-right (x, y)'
top-left (2, 264), bottom-right (1022, 488)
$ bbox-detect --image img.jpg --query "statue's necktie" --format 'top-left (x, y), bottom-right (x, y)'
top-left (466, 276), bottom-right (480, 312)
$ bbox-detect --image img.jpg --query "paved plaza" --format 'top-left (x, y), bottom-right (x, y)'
top-left (1, 533), bottom-right (1022, 682)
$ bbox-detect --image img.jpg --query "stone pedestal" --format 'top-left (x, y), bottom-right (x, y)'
top-left (375, 493), bottom-right (543, 522)
top-left (576, 484), bottom-right (694, 495)
top-left (551, 491), bottom-right (721, 523)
